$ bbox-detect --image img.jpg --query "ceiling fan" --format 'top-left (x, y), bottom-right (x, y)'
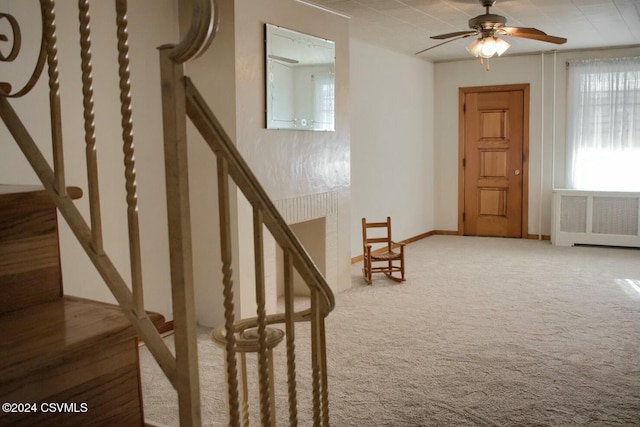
top-left (416, 0), bottom-right (567, 62)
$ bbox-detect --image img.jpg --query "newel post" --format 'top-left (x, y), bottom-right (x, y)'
top-left (158, 45), bottom-right (202, 427)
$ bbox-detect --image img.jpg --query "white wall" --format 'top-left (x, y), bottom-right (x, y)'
top-left (349, 39), bottom-right (435, 257)
top-left (0, 1), bottom-right (179, 319)
top-left (433, 46), bottom-right (640, 236)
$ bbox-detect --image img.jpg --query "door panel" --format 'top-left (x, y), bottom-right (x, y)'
top-left (461, 87), bottom-right (527, 237)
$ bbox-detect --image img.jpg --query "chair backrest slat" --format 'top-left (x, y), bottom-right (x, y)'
top-left (365, 237), bottom-right (390, 244)
top-left (364, 222), bottom-right (388, 228)
top-left (362, 217), bottom-right (393, 248)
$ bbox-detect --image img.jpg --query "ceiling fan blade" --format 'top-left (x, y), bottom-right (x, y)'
top-left (430, 30), bottom-right (477, 40)
top-left (416, 33), bottom-right (477, 55)
top-left (501, 27), bottom-right (567, 44)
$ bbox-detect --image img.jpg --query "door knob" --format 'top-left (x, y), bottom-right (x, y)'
top-left (515, 169), bottom-right (521, 176)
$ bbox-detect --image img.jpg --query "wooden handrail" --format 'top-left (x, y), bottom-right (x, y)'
top-left (164, 0), bottom-right (218, 63)
top-left (183, 76), bottom-right (335, 314)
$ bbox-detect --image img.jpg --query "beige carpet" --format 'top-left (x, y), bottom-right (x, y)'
top-left (140, 236), bottom-right (640, 426)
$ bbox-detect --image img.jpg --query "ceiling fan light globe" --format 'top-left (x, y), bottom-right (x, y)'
top-left (495, 37), bottom-right (510, 56)
top-left (466, 36), bottom-right (510, 59)
top-left (466, 39), bottom-right (483, 57)
top-left (480, 37), bottom-right (498, 57)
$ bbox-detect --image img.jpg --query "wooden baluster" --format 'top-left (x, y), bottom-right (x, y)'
top-left (114, 0), bottom-right (144, 318)
top-left (311, 288), bottom-right (322, 426)
top-left (309, 289), bottom-right (331, 427)
top-left (240, 352), bottom-right (250, 426)
top-left (284, 249), bottom-right (299, 425)
top-left (217, 155), bottom-right (241, 427)
top-left (77, 0), bottom-right (103, 254)
top-left (158, 46), bottom-right (201, 427)
top-left (42, 0), bottom-right (65, 196)
top-left (319, 302), bottom-right (330, 427)
top-left (253, 207), bottom-right (273, 427)
top-left (267, 336), bottom-right (277, 427)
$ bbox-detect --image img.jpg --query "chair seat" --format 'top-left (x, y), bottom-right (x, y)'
top-left (370, 250), bottom-right (401, 261)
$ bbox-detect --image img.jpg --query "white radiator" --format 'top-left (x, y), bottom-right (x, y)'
top-left (552, 190), bottom-right (640, 247)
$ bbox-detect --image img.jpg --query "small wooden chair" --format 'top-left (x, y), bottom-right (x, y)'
top-left (361, 217), bottom-right (406, 284)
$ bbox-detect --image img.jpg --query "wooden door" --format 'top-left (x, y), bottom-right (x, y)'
top-left (459, 85), bottom-right (529, 237)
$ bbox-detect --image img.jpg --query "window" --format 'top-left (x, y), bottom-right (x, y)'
top-left (566, 57), bottom-right (640, 191)
top-left (312, 72), bottom-right (335, 131)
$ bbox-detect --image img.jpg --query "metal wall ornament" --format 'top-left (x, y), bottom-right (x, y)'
top-left (0, 1), bottom-right (48, 98)
top-left (0, 12), bottom-right (21, 62)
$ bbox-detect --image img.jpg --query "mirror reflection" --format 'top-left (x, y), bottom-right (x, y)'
top-left (265, 24), bottom-right (335, 131)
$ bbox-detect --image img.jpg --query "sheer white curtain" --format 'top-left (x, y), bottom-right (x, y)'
top-left (566, 57), bottom-right (640, 191)
top-left (312, 72), bottom-right (335, 131)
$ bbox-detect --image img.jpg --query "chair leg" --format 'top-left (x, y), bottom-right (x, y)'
top-left (400, 245), bottom-right (406, 281)
top-left (364, 263), bottom-right (372, 284)
top-left (363, 258), bottom-right (372, 284)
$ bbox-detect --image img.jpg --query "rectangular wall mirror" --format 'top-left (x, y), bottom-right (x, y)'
top-left (265, 24), bottom-right (335, 131)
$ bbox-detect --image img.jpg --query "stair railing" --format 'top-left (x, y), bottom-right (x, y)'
top-left (0, 0), bottom-right (335, 426)
top-left (0, 0), bottom-right (191, 422)
top-left (159, 1), bottom-right (335, 424)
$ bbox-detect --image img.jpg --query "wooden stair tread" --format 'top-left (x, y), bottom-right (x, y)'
top-left (0, 185), bottom-right (84, 315)
top-left (0, 296), bottom-right (164, 383)
top-left (0, 185), bottom-right (82, 211)
top-left (0, 184), bottom-right (83, 197)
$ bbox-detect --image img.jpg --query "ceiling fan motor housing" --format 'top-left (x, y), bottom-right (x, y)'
top-left (469, 13), bottom-right (507, 31)
top-left (480, 0), bottom-right (497, 7)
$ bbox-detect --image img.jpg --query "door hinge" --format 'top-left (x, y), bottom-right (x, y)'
top-left (463, 103), bottom-right (466, 113)
top-left (462, 158), bottom-right (466, 167)
top-left (462, 212), bottom-right (466, 222)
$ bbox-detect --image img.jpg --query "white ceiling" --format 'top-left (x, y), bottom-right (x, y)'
top-left (303, 0), bottom-right (640, 61)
